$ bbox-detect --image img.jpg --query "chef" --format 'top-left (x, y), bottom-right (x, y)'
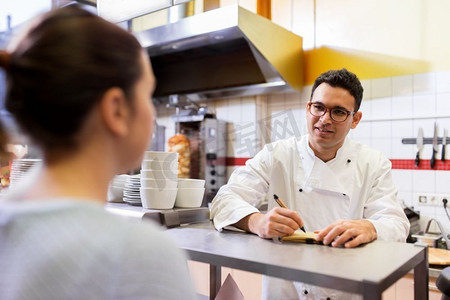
top-left (210, 68), bottom-right (409, 300)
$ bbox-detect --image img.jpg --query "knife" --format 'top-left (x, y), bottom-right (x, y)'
top-left (442, 129), bottom-right (448, 162)
top-left (431, 123), bottom-right (438, 168)
top-left (415, 127), bottom-right (423, 167)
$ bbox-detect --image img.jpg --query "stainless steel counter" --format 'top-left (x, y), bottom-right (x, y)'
top-left (105, 202), bottom-right (210, 227)
top-left (166, 222), bottom-right (428, 300)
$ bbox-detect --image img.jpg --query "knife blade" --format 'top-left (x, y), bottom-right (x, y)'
top-left (431, 122), bottom-right (438, 168)
top-left (442, 129), bottom-right (447, 162)
top-left (415, 127), bottom-right (424, 167)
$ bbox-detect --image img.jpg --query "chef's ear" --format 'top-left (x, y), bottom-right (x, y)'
top-left (350, 111), bottom-right (362, 129)
top-left (99, 87), bottom-right (130, 137)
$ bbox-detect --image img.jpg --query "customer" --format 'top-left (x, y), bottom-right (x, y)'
top-left (211, 68), bottom-right (409, 299)
top-left (0, 6), bottom-right (196, 300)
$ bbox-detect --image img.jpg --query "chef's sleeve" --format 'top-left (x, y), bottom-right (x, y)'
top-left (210, 144), bottom-right (273, 231)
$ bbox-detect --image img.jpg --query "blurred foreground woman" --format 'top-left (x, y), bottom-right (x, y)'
top-left (0, 6), bottom-right (196, 300)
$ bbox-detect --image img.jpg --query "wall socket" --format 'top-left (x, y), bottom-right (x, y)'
top-left (418, 194), bottom-right (449, 206)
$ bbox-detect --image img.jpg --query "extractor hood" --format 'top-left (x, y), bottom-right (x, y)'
top-left (134, 5), bottom-right (303, 102)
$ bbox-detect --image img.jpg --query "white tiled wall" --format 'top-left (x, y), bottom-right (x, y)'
top-left (155, 70), bottom-right (450, 234)
top-left (353, 71), bottom-right (450, 234)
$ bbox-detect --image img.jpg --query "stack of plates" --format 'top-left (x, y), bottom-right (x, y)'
top-left (123, 174), bottom-right (141, 205)
top-left (10, 159), bottom-right (42, 188)
top-left (107, 174), bottom-right (129, 203)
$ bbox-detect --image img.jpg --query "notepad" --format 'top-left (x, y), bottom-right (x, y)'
top-left (281, 230), bottom-right (323, 244)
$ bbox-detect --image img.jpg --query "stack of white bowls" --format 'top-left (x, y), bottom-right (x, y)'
top-left (107, 174), bottom-right (129, 203)
top-left (140, 151), bottom-right (179, 209)
top-left (175, 178), bottom-right (206, 208)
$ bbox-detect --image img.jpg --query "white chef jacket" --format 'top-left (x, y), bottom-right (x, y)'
top-left (210, 135), bottom-right (409, 300)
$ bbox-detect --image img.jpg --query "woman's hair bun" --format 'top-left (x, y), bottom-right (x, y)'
top-left (0, 50), bottom-right (10, 70)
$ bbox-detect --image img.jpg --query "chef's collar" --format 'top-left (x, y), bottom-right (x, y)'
top-left (303, 135), bottom-right (316, 159)
top-left (303, 135), bottom-right (351, 165)
top-left (327, 137), bottom-right (351, 165)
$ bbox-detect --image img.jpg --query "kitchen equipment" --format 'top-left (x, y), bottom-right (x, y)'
top-left (171, 107), bottom-right (227, 206)
top-left (415, 127), bottom-right (424, 167)
top-left (412, 218), bottom-right (450, 249)
top-left (431, 122), bottom-right (438, 168)
top-left (412, 232), bottom-right (442, 247)
top-left (134, 5), bottom-right (303, 102)
top-left (404, 206), bottom-right (421, 243)
top-left (443, 128), bottom-right (448, 162)
top-left (149, 124), bottom-right (166, 152)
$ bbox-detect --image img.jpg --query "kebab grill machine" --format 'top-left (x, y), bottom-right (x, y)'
top-left (168, 96), bottom-right (227, 206)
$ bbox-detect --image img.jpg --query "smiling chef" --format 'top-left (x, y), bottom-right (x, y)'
top-left (210, 68), bottom-right (410, 300)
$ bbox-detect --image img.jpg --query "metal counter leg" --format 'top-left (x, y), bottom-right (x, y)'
top-left (362, 280), bottom-right (381, 300)
top-left (210, 264), bottom-right (221, 299)
top-left (414, 247), bottom-right (428, 300)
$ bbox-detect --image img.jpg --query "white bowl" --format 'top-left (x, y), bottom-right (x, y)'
top-left (107, 184), bottom-right (124, 202)
top-left (111, 174), bottom-right (129, 184)
top-left (140, 178), bottom-right (178, 189)
top-left (177, 178), bottom-right (205, 188)
top-left (141, 158), bottom-right (178, 172)
top-left (143, 151), bottom-right (178, 161)
top-left (141, 169), bottom-right (177, 180)
top-left (175, 187), bottom-right (205, 208)
top-left (140, 187), bottom-right (177, 209)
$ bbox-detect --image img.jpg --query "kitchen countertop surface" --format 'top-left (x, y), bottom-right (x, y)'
top-left (104, 202), bottom-right (445, 279)
top-left (166, 221), bottom-right (428, 299)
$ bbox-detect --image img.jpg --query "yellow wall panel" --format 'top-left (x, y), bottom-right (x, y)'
top-left (304, 46), bottom-right (429, 85)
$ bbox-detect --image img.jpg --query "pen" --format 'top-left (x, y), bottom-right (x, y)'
top-left (273, 194), bottom-right (306, 233)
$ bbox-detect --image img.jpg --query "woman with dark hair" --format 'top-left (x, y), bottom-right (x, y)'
top-left (0, 6), bottom-right (197, 299)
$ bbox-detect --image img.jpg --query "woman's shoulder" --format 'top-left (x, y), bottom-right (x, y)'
top-left (80, 204), bottom-right (181, 249)
top-left (0, 200), bottom-right (179, 253)
top-left (64, 204), bottom-right (196, 299)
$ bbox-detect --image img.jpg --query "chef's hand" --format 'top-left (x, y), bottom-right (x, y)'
top-left (235, 208), bottom-right (304, 239)
top-left (315, 219), bottom-right (377, 248)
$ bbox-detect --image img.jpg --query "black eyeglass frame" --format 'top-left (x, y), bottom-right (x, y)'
top-left (307, 101), bottom-right (355, 122)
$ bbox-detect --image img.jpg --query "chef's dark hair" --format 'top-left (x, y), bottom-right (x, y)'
top-left (310, 68), bottom-right (364, 112)
top-left (0, 5), bottom-right (143, 155)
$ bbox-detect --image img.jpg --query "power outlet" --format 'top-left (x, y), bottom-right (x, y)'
top-left (417, 193), bottom-right (449, 207)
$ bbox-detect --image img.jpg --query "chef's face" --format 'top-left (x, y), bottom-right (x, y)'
top-left (306, 83), bottom-right (362, 158)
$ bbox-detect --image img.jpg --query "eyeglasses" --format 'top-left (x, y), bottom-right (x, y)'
top-left (308, 102), bottom-right (355, 122)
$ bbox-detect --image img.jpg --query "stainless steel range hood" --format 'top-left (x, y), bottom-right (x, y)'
top-left (134, 5), bottom-right (303, 102)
